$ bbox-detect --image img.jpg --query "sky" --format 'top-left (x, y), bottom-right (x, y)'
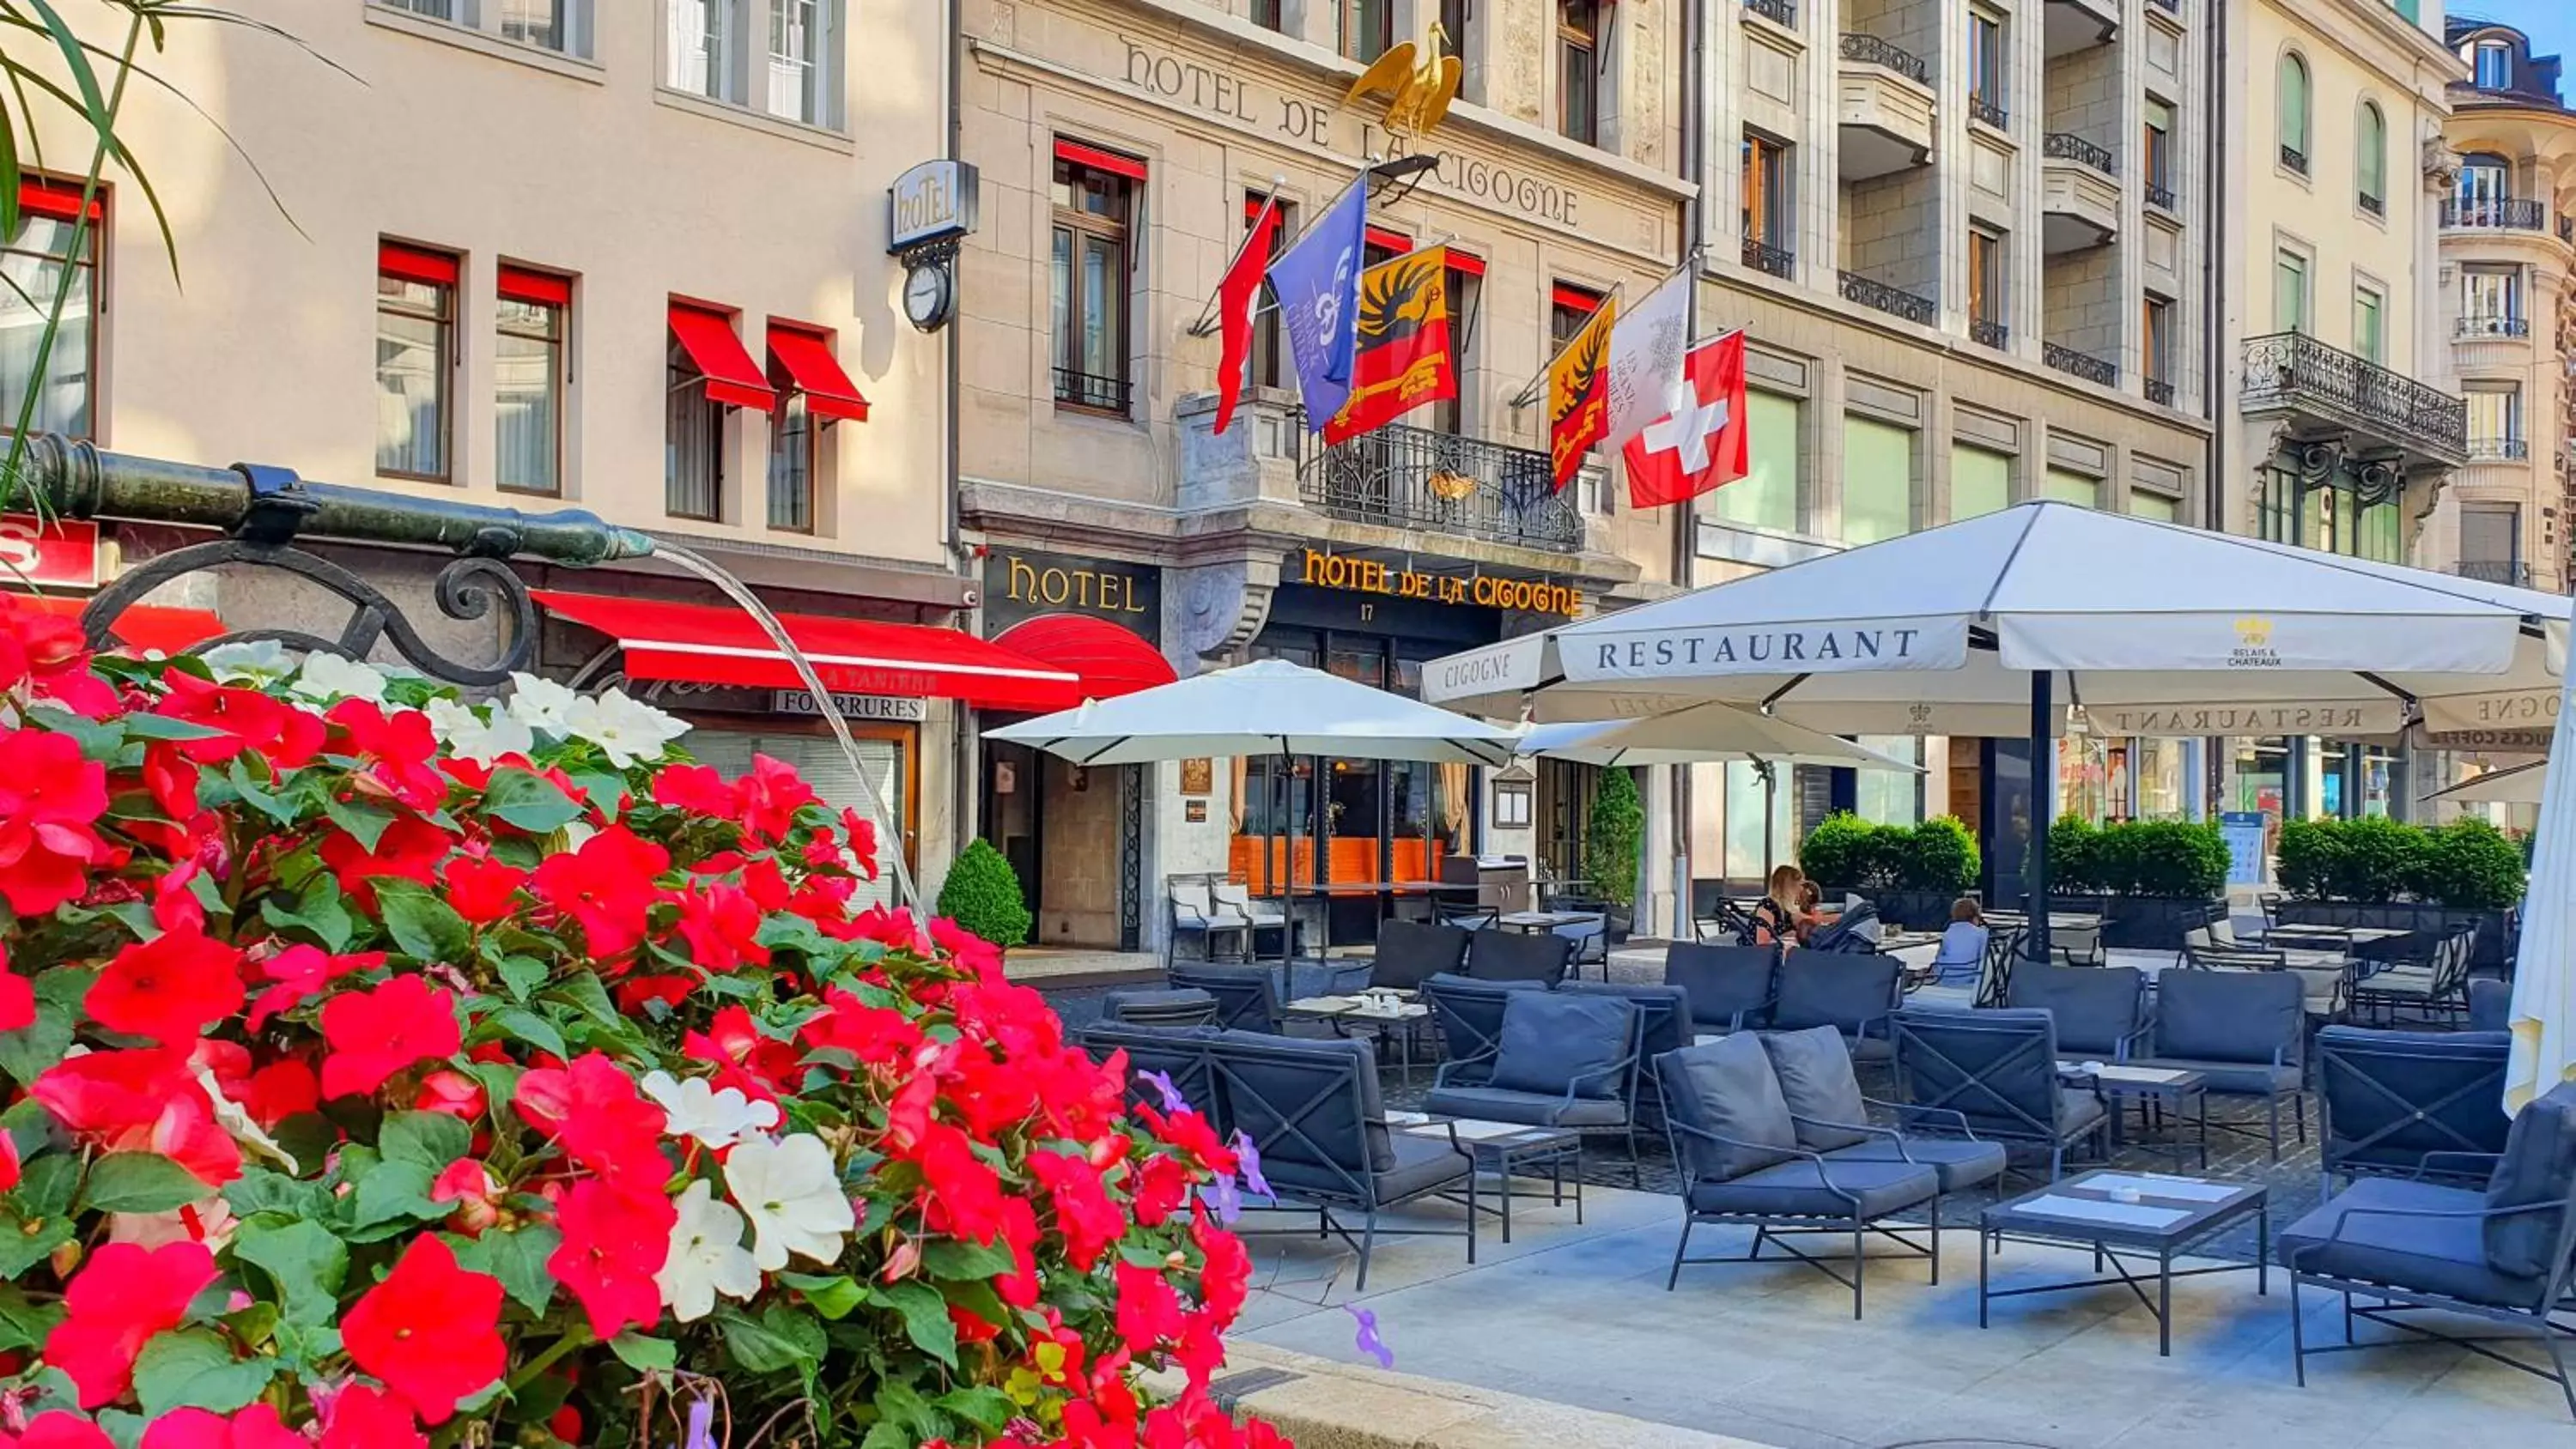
top-left (2451, 0), bottom-right (2573, 60)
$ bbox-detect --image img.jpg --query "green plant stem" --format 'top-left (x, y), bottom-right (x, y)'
top-left (505, 1325), bottom-right (594, 1393)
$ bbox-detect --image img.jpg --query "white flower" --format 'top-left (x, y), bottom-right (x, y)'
top-left (641, 1070), bottom-right (780, 1149)
top-left (723, 1132), bottom-right (854, 1271)
top-left (565, 688), bottom-right (690, 768)
top-left (425, 697), bottom-right (537, 767)
top-left (194, 1066), bottom-right (298, 1173)
top-left (288, 652), bottom-right (388, 704)
top-left (505, 672), bottom-right (582, 733)
top-left (656, 1179), bottom-right (762, 1323)
top-left (201, 640), bottom-right (294, 686)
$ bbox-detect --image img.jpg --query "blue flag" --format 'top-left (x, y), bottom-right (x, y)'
top-left (1268, 180), bottom-right (1365, 433)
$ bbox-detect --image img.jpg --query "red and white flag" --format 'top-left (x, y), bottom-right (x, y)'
top-left (1620, 330), bottom-right (1749, 510)
top-left (1213, 198), bottom-right (1283, 435)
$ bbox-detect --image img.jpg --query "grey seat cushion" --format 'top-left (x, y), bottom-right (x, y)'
top-left (1489, 991), bottom-right (1634, 1099)
top-left (1213, 1033), bottom-right (1391, 1194)
top-left (1371, 920), bottom-right (1473, 991)
top-left (1762, 1026), bottom-right (1871, 1151)
top-left (2485, 1082), bottom-right (2576, 1278)
top-left (1663, 943), bottom-right (1778, 1029)
top-left (1560, 980), bottom-right (1691, 1062)
top-left (1420, 1085), bottom-right (1631, 1128)
top-left (2006, 963), bottom-right (2145, 1058)
top-left (1687, 1158), bottom-right (1938, 1220)
top-left (2470, 979), bottom-right (2512, 1034)
top-left (1823, 1136), bottom-right (2009, 1192)
top-left (2057, 1088), bottom-right (2107, 1138)
top-left (1656, 1035), bottom-right (1799, 1181)
top-left (1102, 987), bottom-right (1220, 1023)
top-left (2281, 1177), bottom-right (2544, 1310)
top-left (2127, 1056), bottom-right (2305, 1098)
top-left (1370, 1133), bottom-right (1477, 1203)
top-left (1467, 930), bottom-right (1574, 984)
top-left (1772, 956), bottom-right (1901, 1034)
top-left (2153, 969), bottom-right (2306, 1067)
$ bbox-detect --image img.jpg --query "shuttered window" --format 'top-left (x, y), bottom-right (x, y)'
top-left (685, 730), bottom-right (906, 914)
top-left (1951, 444), bottom-right (2012, 520)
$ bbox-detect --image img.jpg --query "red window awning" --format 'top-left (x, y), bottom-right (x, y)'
top-left (766, 324), bottom-right (870, 422)
top-left (668, 303), bottom-right (776, 413)
top-left (1552, 282), bottom-right (1604, 314)
top-left (21, 179), bottom-right (100, 222)
top-left (990, 614), bottom-right (1176, 704)
top-left (1445, 249), bottom-right (1486, 278)
top-left (379, 242), bottom-right (459, 288)
top-left (1054, 138), bottom-right (1147, 181)
top-left (498, 264), bottom-right (572, 306)
top-left (16, 596), bottom-right (224, 655)
top-left (533, 591), bottom-right (1083, 712)
top-left (1364, 225), bottom-right (1413, 256)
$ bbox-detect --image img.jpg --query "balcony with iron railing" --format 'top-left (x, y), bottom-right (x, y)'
top-left (1054, 367), bottom-right (1131, 415)
top-left (1970, 318), bottom-right (2008, 350)
top-left (1838, 32), bottom-right (1929, 84)
top-left (1743, 0), bottom-right (1796, 27)
top-left (2239, 331), bottom-right (2468, 467)
top-left (2280, 143), bottom-right (2308, 176)
top-left (2043, 342), bottom-right (2117, 388)
top-left (2144, 377), bottom-right (2175, 407)
top-left (2467, 436), bottom-right (2531, 462)
top-left (2041, 133), bottom-right (2120, 252)
top-left (2442, 197), bottom-right (2549, 231)
top-left (2145, 179), bottom-right (2177, 212)
top-left (1741, 236), bottom-right (1795, 280)
top-left (2358, 191), bottom-right (2385, 219)
top-left (1838, 33), bottom-right (1935, 177)
top-left (1289, 409), bottom-right (1583, 553)
top-left (2458, 313), bottom-right (2530, 339)
top-left (1970, 93), bottom-right (2008, 130)
top-left (1838, 270), bottom-right (1936, 326)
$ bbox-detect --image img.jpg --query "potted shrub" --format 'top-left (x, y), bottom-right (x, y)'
top-left (937, 836), bottom-right (1034, 949)
top-left (1581, 766), bottom-right (1644, 942)
top-left (2092, 819), bottom-right (2231, 949)
top-left (2273, 815), bottom-right (2524, 969)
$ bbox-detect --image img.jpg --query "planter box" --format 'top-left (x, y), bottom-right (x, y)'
top-left (2274, 899), bottom-right (2518, 971)
top-left (2094, 896), bottom-right (2223, 951)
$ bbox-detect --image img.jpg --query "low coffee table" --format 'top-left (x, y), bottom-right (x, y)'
top-left (2057, 1061), bottom-right (2210, 1168)
top-left (1282, 994), bottom-right (1431, 1081)
top-left (1393, 1114), bottom-right (1582, 1243)
top-left (1980, 1170), bottom-right (2268, 1355)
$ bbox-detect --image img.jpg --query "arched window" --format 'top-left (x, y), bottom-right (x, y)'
top-left (2356, 101), bottom-right (2385, 215)
top-left (2278, 52), bottom-right (2311, 174)
top-left (2457, 152), bottom-right (2512, 227)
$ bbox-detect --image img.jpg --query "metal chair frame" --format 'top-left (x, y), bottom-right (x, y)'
top-left (1892, 1011), bottom-right (2109, 1180)
top-left (1434, 1001), bottom-right (1645, 1183)
top-left (2315, 1033), bottom-right (2510, 1191)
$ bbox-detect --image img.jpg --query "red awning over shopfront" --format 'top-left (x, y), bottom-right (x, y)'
top-left (18, 596), bottom-right (225, 655)
top-left (990, 614), bottom-right (1176, 703)
top-left (533, 590), bottom-right (1086, 712)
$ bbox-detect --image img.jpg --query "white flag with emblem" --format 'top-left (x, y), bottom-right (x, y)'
top-left (1601, 268), bottom-right (1694, 451)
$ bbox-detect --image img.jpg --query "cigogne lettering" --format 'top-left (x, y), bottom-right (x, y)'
top-left (1593, 627), bottom-right (1923, 673)
top-left (1301, 551), bottom-right (1576, 615)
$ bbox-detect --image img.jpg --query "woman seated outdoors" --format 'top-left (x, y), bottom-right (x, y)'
top-left (1740, 864), bottom-right (1811, 949)
top-left (1931, 898), bottom-right (1989, 985)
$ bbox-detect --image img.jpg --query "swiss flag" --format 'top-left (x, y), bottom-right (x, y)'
top-left (1620, 330), bottom-right (1749, 510)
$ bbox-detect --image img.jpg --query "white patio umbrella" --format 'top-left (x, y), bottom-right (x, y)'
top-left (1516, 700), bottom-right (1923, 769)
top-left (2509, 631), bottom-right (2576, 1112)
top-left (1425, 502), bottom-right (2564, 956)
top-left (986, 658), bottom-right (1522, 963)
top-left (2422, 760), bottom-right (2547, 807)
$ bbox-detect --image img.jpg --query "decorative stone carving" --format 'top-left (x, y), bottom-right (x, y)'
top-left (2422, 136), bottom-right (2464, 191)
top-left (1170, 557), bottom-right (1279, 668)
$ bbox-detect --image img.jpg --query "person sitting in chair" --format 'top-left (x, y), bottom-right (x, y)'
top-left (1930, 898), bottom-right (1988, 985)
top-left (1740, 864), bottom-right (1807, 949)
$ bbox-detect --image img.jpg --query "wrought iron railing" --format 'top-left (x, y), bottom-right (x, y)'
top-left (2145, 180), bottom-right (2177, 211)
top-left (2042, 132), bottom-right (2114, 173)
top-left (2280, 143), bottom-right (2308, 175)
top-left (1838, 270), bottom-right (1935, 326)
top-left (2144, 378), bottom-right (2176, 407)
top-left (1744, 0), bottom-right (1796, 25)
top-left (2458, 313), bottom-right (2530, 339)
top-left (2442, 197), bottom-right (2549, 230)
top-left (2043, 342), bottom-right (2117, 387)
top-left (2239, 331), bottom-right (2468, 460)
top-left (1741, 237), bottom-right (1795, 279)
top-left (1838, 32), bottom-right (1929, 84)
top-left (1290, 410), bottom-right (1583, 553)
top-left (2146, 0), bottom-right (2177, 12)
top-left (2468, 436), bottom-right (2531, 461)
top-left (1970, 94), bottom-right (2008, 129)
top-left (2457, 558), bottom-right (2533, 586)
top-left (1970, 318), bottom-right (2008, 350)
top-left (1054, 367), bottom-right (1131, 413)
top-left (2358, 191), bottom-right (2385, 218)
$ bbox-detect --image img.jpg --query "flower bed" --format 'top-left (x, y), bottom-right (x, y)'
top-left (0, 605), bottom-right (1282, 1449)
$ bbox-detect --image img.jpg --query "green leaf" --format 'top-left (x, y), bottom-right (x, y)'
top-left (131, 1329), bottom-right (276, 1419)
top-left (78, 1153), bottom-right (210, 1214)
top-left (570, 772), bottom-right (627, 822)
top-left (261, 880), bottom-right (353, 954)
top-left (222, 761), bottom-right (296, 827)
top-left (320, 793), bottom-right (394, 852)
top-left (920, 1238), bottom-right (1018, 1282)
top-left (228, 1218), bottom-right (347, 1326)
top-left (489, 1007), bottom-right (566, 1061)
top-left (933, 1386), bottom-right (1018, 1435)
top-left (270, 1115), bottom-right (340, 1181)
top-left (483, 767), bottom-right (582, 834)
top-left (453, 1222), bottom-right (558, 1314)
top-left (0, 1208), bottom-right (73, 1278)
top-left (607, 1332), bottom-right (675, 1373)
top-left (0, 995), bottom-right (75, 1088)
top-left (495, 955), bottom-right (550, 1003)
top-left (776, 1271), bottom-right (865, 1320)
top-left (379, 1110), bottom-right (471, 1171)
top-left (872, 1281), bottom-right (957, 1369)
top-left (115, 712), bottom-right (229, 743)
top-left (374, 880), bottom-right (471, 964)
top-left (716, 1304), bottom-right (827, 1378)
top-left (0, 1282), bottom-right (64, 1354)
top-left (15, 1151), bottom-right (80, 1219)
top-left (25, 705), bottom-right (125, 761)
top-left (222, 1169), bottom-right (331, 1222)
top-left (347, 1155), bottom-right (440, 1232)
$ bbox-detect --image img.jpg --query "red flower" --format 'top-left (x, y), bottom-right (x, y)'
top-left (341, 1236), bottom-right (504, 1425)
top-left (430, 1159), bottom-right (501, 1236)
top-left (1192, 1206), bottom-right (1252, 1320)
top-left (674, 882), bottom-right (769, 973)
top-left (87, 926), bottom-right (244, 1044)
top-left (839, 807), bottom-right (880, 881)
top-left (140, 1404), bottom-right (304, 1449)
top-left (0, 728), bottom-right (108, 917)
top-left (15, 1414), bottom-right (115, 1449)
top-left (34, 1047), bottom-right (196, 1137)
top-left (1127, 1152), bottom-right (1194, 1230)
top-left (513, 1052), bottom-right (668, 1187)
top-left (319, 1385), bottom-right (425, 1449)
top-left (1139, 1104), bottom-right (1238, 1178)
top-left (152, 672), bottom-right (323, 770)
top-left (1030, 1149), bottom-right (1129, 1270)
top-left (45, 1240), bottom-right (218, 1407)
top-left (0, 1131), bottom-right (19, 1194)
top-left (531, 825), bottom-right (668, 958)
top-left (650, 764), bottom-right (736, 818)
top-left (800, 987), bottom-right (919, 1067)
top-left (683, 1006), bottom-right (801, 1102)
top-left (911, 1122), bottom-right (1009, 1246)
top-left (611, 974), bottom-right (695, 1014)
top-left (412, 1069), bottom-right (486, 1123)
top-left (1113, 1261), bottom-right (1188, 1355)
top-left (738, 754), bottom-right (816, 843)
top-left (319, 978), bottom-right (462, 1100)
top-left (0, 950), bottom-right (35, 1033)
top-left (548, 1179), bottom-right (674, 1341)
top-left (319, 816), bottom-right (452, 906)
top-left (140, 743), bottom-right (199, 822)
top-left (240, 1060), bottom-right (319, 1128)
top-left (246, 945), bottom-right (384, 1030)
top-left (992, 1197), bottom-right (1042, 1308)
top-left (325, 701), bottom-right (448, 813)
top-left (440, 856), bottom-right (527, 926)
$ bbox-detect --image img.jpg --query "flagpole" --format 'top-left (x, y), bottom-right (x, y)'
top-left (1506, 278), bottom-right (1625, 411)
top-left (1186, 174), bottom-right (1291, 338)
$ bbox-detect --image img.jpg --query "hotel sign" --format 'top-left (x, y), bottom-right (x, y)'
top-left (983, 548), bottom-right (1161, 641)
top-left (1299, 550), bottom-right (1578, 616)
top-left (886, 159), bottom-right (979, 252)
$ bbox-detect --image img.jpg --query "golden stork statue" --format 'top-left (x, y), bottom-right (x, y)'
top-left (1340, 21), bottom-right (1461, 147)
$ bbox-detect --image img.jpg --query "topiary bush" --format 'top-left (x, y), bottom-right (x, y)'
top-left (2047, 815), bottom-right (2105, 894)
top-left (2275, 816), bottom-right (2339, 900)
top-left (935, 837), bottom-right (1033, 948)
top-left (1799, 812), bottom-right (1886, 888)
top-left (2416, 816), bottom-right (2529, 910)
top-left (1901, 816), bottom-right (1980, 894)
top-left (2275, 814), bottom-right (2523, 908)
top-left (1586, 767), bottom-right (1644, 909)
top-left (2118, 819), bottom-right (2231, 898)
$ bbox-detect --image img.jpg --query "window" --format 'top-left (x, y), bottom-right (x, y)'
top-left (2129, 491), bottom-right (2180, 524)
top-left (1440, 0), bottom-right (1475, 100)
top-left (379, 0), bottom-right (592, 57)
top-left (2278, 52), bottom-right (2311, 173)
top-left (1051, 142), bottom-right (1139, 414)
top-left (1712, 391), bottom-right (1801, 533)
top-left (2463, 263), bottom-right (2521, 330)
top-left (1951, 444), bottom-right (2011, 521)
top-left (495, 266), bottom-right (568, 496)
top-left (666, 0), bottom-right (745, 104)
top-left (2464, 502), bottom-right (2522, 567)
top-left (2142, 98), bottom-right (2174, 194)
top-left (2351, 285), bottom-right (2384, 364)
top-left (2273, 249), bottom-right (2308, 333)
top-left (1342, 0), bottom-right (1394, 61)
top-left (762, 323), bottom-right (866, 533)
top-left (2142, 295), bottom-right (2172, 388)
top-left (764, 0), bottom-right (842, 128)
top-left (1840, 415), bottom-right (1912, 544)
top-left (1559, 0), bottom-right (1601, 146)
top-left (1968, 10), bottom-right (2005, 123)
top-left (2457, 154), bottom-right (2510, 224)
top-left (376, 243), bottom-right (456, 483)
top-left (1252, 0), bottom-right (1283, 32)
top-left (2466, 385), bottom-right (2522, 451)
top-left (499, 0), bottom-right (567, 49)
top-left (1967, 227), bottom-right (2002, 326)
top-left (1742, 131), bottom-right (1789, 247)
top-left (1429, 252), bottom-right (1481, 436)
top-left (0, 180), bottom-right (100, 440)
top-left (1247, 194), bottom-right (1296, 391)
top-left (2356, 101), bottom-right (2385, 213)
top-left (667, 302), bottom-right (771, 521)
top-left (2475, 39), bottom-right (2512, 89)
top-left (2044, 467), bottom-right (2099, 508)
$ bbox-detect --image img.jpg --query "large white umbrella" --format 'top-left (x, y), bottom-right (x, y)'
top-left (2510, 612), bottom-right (2576, 1112)
top-left (1517, 700), bottom-right (1923, 769)
top-left (1425, 502), bottom-right (2564, 954)
top-left (2423, 761), bottom-right (2547, 807)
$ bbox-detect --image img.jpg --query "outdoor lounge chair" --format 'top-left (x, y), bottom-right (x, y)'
top-left (1890, 1008), bottom-right (2109, 1180)
top-left (1076, 1020), bottom-right (1222, 1128)
top-left (2315, 1025), bottom-right (2511, 1189)
top-left (2131, 967), bottom-right (2308, 1160)
top-left (1662, 942), bottom-right (1778, 1036)
top-left (1166, 875), bottom-right (1245, 964)
top-left (1561, 979), bottom-right (1692, 1129)
top-left (1212, 1032), bottom-right (1478, 1292)
top-left (1167, 961), bottom-right (1283, 1034)
top-left (1771, 953), bottom-right (1903, 1064)
top-left (2004, 961), bottom-right (2150, 1062)
top-left (2470, 977), bottom-right (2512, 1034)
top-left (1100, 987), bottom-right (1222, 1028)
top-left (2348, 926), bottom-right (2477, 1028)
top-left (2281, 1082), bottom-right (2576, 1418)
top-left (1212, 879), bottom-right (1301, 960)
top-left (1420, 973), bottom-right (1547, 1083)
top-left (1466, 929), bottom-right (1574, 985)
top-left (1424, 991), bottom-right (1643, 1176)
top-left (1368, 919), bottom-right (1473, 992)
top-left (1761, 1025), bottom-right (2008, 1207)
top-left (1655, 1034), bottom-right (1945, 1319)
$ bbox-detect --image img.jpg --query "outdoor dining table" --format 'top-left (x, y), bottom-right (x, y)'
top-left (2057, 1062), bottom-right (2210, 1168)
top-left (1279, 993), bottom-right (1431, 1082)
top-left (1387, 1112), bottom-right (1583, 1244)
top-left (1496, 909), bottom-right (1598, 933)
